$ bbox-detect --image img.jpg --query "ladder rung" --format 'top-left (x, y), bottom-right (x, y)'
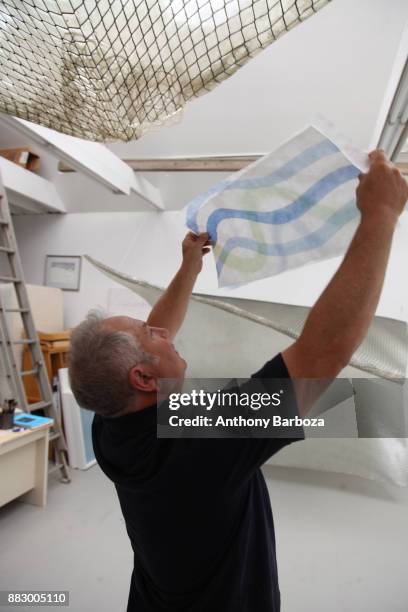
top-left (0, 276), bottom-right (21, 282)
top-left (4, 308), bottom-right (29, 313)
top-left (49, 432), bottom-right (60, 442)
top-left (0, 218), bottom-right (9, 226)
top-left (28, 401), bottom-right (52, 411)
top-left (0, 339), bottom-right (37, 345)
top-left (20, 368), bottom-right (38, 376)
top-left (0, 246), bottom-right (14, 253)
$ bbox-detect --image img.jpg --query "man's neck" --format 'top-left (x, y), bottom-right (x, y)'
top-left (113, 393), bottom-right (156, 417)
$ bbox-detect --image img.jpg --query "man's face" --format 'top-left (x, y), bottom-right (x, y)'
top-left (103, 316), bottom-right (187, 382)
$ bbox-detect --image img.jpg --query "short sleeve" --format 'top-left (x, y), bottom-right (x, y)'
top-left (251, 352), bottom-right (293, 379)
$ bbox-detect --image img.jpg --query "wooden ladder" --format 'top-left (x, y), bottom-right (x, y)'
top-left (0, 171), bottom-right (70, 482)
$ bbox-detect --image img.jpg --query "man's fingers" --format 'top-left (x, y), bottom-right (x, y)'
top-left (367, 150), bottom-right (407, 196)
top-left (192, 232), bottom-right (210, 244)
top-left (368, 149), bottom-right (387, 164)
top-left (185, 231), bottom-right (209, 243)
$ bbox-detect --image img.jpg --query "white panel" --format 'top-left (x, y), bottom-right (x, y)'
top-left (1, 116), bottom-right (134, 194)
top-left (0, 116), bottom-right (164, 208)
top-left (59, 368), bottom-right (96, 470)
top-left (0, 157), bottom-right (65, 213)
top-left (26, 285), bottom-right (64, 333)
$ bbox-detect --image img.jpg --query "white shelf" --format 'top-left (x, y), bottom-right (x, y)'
top-left (0, 156), bottom-right (66, 213)
top-left (0, 116), bottom-right (164, 209)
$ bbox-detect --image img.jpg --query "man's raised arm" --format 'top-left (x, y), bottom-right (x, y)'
top-left (147, 232), bottom-right (210, 340)
top-left (283, 150), bottom-right (408, 416)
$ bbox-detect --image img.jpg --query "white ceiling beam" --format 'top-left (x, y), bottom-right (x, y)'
top-left (58, 155), bottom-right (263, 173)
top-left (378, 57), bottom-right (408, 160)
top-left (0, 115), bottom-right (164, 210)
top-left (0, 157), bottom-right (65, 213)
top-left (376, 24), bottom-right (408, 161)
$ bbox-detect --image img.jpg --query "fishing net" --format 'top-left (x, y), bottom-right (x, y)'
top-left (0, 0), bottom-right (331, 142)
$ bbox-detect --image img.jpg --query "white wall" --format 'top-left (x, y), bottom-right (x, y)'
top-left (13, 209), bottom-right (408, 328)
top-left (13, 212), bottom-right (179, 327)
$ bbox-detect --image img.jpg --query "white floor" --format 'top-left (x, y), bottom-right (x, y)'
top-left (0, 465), bottom-right (131, 612)
top-left (1, 463), bottom-right (408, 612)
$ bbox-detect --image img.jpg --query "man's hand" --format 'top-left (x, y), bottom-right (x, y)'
top-left (357, 150), bottom-right (408, 225)
top-left (181, 232), bottom-right (211, 276)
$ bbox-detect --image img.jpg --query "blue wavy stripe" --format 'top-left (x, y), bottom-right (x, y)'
top-left (186, 138), bottom-right (340, 233)
top-left (207, 164), bottom-right (359, 243)
top-left (216, 199), bottom-right (358, 277)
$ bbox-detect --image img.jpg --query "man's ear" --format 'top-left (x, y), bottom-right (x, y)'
top-left (129, 363), bottom-right (157, 393)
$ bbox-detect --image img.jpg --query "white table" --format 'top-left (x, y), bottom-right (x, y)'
top-left (0, 423), bottom-right (52, 508)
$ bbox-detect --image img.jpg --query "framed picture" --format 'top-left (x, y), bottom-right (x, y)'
top-left (45, 255), bottom-right (82, 291)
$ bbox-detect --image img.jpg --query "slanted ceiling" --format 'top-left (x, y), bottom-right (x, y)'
top-left (0, 0), bottom-right (331, 141)
top-left (0, 0), bottom-right (407, 213)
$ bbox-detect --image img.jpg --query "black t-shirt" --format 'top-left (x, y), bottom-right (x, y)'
top-left (92, 353), bottom-right (302, 612)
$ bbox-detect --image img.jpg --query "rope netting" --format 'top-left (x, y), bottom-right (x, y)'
top-left (0, 0), bottom-right (331, 142)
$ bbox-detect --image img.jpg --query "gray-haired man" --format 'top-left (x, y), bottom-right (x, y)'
top-left (69, 151), bottom-right (407, 611)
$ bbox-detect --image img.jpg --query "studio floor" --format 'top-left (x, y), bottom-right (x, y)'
top-left (1, 463), bottom-right (408, 612)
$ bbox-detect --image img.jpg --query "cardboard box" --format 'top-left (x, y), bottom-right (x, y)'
top-left (0, 147), bottom-right (40, 172)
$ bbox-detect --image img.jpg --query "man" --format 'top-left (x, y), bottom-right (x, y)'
top-left (69, 150), bottom-right (407, 611)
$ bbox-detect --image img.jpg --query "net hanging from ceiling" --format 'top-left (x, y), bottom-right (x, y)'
top-left (0, 0), bottom-right (331, 142)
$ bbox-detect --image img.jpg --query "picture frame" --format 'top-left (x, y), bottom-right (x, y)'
top-left (45, 255), bottom-right (82, 291)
